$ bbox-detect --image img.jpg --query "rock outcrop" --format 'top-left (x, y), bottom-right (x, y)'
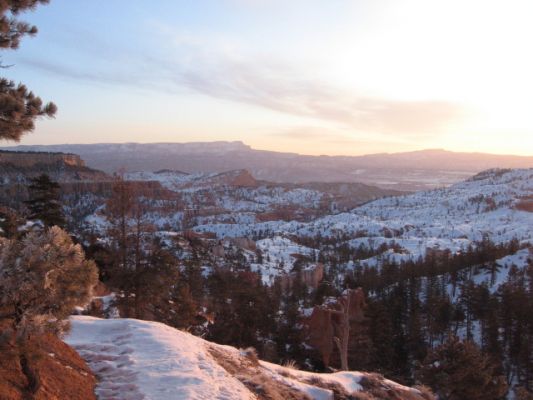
top-left (0, 150), bottom-right (84, 168)
top-left (279, 263), bottom-right (325, 292)
top-left (0, 151), bottom-right (108, 185)
top-left (230, 237), bottom-right (257, 251)
top-left (0, 150), bottom-right (111, 213)
top-left (304, 288), bottom-right (367, 369)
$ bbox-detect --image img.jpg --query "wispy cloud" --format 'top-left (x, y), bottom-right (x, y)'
top-left (19, 24), bottom-right (465, 138)
top-left (271, 126), bottom-right (333, 140)
top-left (19, 58), bottom-right (143, 86)
top-left (174, 52), bottom-right (464, 136)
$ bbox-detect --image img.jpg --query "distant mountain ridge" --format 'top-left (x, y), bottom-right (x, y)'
top-left (0, 149), bottom-right (85, 168)
top-left (3, 142), bottom-right (533, 190)
top-left (0, 149), bottom-right (108, 184)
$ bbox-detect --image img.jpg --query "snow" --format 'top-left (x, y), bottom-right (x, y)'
top-left (126, 170), bottom-right (323, 209)
top-left (250, 236), bottom-right (314, 284)
top-left (260, 364), bottom-right (333, 400)
top-left (496, 248), bottom-right (532, 269)
top-left (348, 169), bottom-right (533, 248)
top-left (74, 168), bottom-right (533, 289)
top-left (262, 362), bottom-right (363, 393)
top-left (468, 248), bottom-right (532, 292)
top-left (74, 169), bottom-right (533, 276)
top-left (67, 316), bottom-right (423, 400)
top-left (196, 168), bottom-right (533, 266)
top-left (192, 169), bottom-right (533, 287)
top-left (66, 316), bottom-right (255, 400)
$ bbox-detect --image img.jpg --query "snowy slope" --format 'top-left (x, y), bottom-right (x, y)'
top-left (250, 236), bottom-right (315, 285)
top-left (67, 316), bottom-right (254, 400)
top-left (348, 168), bottom-right (533, 246)
top-left (196, 169), bottom-right (533, 263)
top-left (67, 316), bottom-right (431, 400)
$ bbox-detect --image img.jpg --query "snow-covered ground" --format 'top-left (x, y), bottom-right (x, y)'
top-left (67, 316), bottom-right (254, 400)
top-left (250, 236), bottom-right (314, 284)
top-left (67, 316), bottom-right (428, 400)
top-left (125, 170), bottom-right (324, 208)
top-left (470, 248), bottom-right (532, 293)
top-left (197, 169), bottom-right (533, 261)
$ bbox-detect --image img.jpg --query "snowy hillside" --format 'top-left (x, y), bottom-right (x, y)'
top-left (196, 169), bottom-right (533, 267)
top-left (66, 316), bottom-right (433, 400)
top-left (70, 169), bottom-right (396, 236)
top-left (350, 168), bottom-right (533, 245)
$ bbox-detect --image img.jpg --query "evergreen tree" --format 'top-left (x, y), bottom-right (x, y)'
top-left (417, 335), bottom-right (507, 400)
top-left (133, 238), bottom-right (180, 321)
top-left (0, 207), bottom-right (18, 238)
top-left (277, 294), bottom-right (305, 364)
top-left (366, 300), bottom-right (395, 374)
top-left (0, 0), bottom-right (56, 141)
top-left (516, 387), bottom-right (533, 400)
top-left (24, 174), bottom-right (65, 228)
top-left (105, 175), bottom-right (134, 274)
top-left (0, 226), bottom-right (98, 336)
top-left (0, 226), bottom-right (98, 395)
top-left (207, 269), bottom-right (277, 352)
top-left (168, 284), bottom-right (199, 330)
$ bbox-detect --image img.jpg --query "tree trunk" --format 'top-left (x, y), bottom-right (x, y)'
top-left (332, 290), bottom-right (352, 370)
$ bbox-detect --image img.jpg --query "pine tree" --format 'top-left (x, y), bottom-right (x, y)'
top-left (168, 284), bottom-right (199, 330)
top-left (516, 387), bottom-right (533, 400)
top-left (0, 1), bottom-right (56, 141)
top-left (0, 207), bottom-right (18, 238)
top-left (24, 174), bottom-right (65, 228)
top-left (105, 176), bottom-right (138, 317)
top-left (277, 294), bottom-right (305, 364)
top-left (134, 238), bottom-right (179, 321)
top-left (0, 226), bottom-right (98, 395)
top-left (105, 175), bottom-right (134, 273)
top-left (417, 335), bottom-right (507, 400)
top-left (366, 300), bottom-right (395, 374)
top-left (0, 226), bottom-right (98, 337)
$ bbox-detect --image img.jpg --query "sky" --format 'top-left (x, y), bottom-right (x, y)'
top-left (2, 0), bottom-right (533, 156)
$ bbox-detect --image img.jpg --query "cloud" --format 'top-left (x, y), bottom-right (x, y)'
top-left (271, 126), bottom-right (411, 148)
top-left (271, 126), bottom-right (332, 140)
top-left (19, 26), bottom-right (465, 137)
top-left (19, 58), bottom-right (140, 86)
top-left (175, 54), bottom-right (464, 136)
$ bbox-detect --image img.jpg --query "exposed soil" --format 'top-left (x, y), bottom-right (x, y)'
top-left (0, 322), bottom-right (96, 400)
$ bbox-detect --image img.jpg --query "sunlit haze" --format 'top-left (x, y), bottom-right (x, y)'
top-left (3, 0), bottom-right (533, 156)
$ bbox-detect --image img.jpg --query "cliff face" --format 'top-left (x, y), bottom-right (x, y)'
top-left (304, 288), bottom-right (367, 370)
top-left (279, 263), bottom-right (325, 292)
top-left (0, 150), bottom-right (110, 211)
top-left (0, 151), bottom-right (85, 168)
top-left (0, 151), bottom-right (108, 185)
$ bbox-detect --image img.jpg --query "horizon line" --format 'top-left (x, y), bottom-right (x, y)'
top-left (1, 140), bottom-right (533, 159)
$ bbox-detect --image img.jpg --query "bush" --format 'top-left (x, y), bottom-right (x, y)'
top-left (0, 226), bottom-right (98, 337)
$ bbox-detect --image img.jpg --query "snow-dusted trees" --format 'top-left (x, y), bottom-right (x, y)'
top-left (0, 226), bottom-right (98, 337)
